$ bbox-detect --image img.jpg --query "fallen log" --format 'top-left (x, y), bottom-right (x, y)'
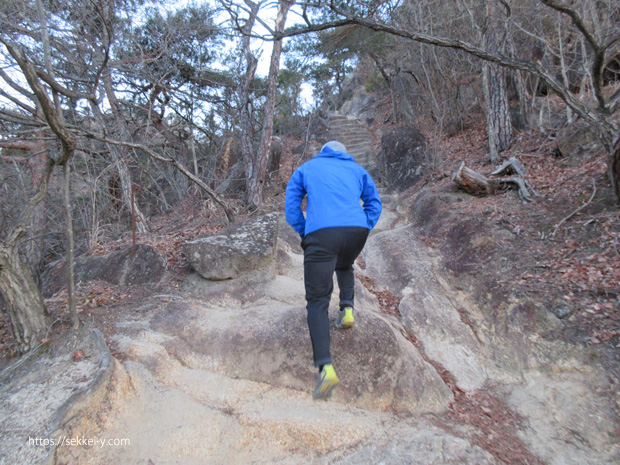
top-left (452, 159), bottom-right (538, 203)
top-left (451, 162), bottom-right (496, 196)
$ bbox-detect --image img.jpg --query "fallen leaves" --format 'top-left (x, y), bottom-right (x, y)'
top-left (422, 122), bottom-right (620, 349)
top-left (356, 275), bottom-right (401, 317)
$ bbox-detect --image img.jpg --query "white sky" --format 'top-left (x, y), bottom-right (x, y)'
top-left (0, 1), bottom-right (316, 118)
top-left (170, 0), bottom-right (315, 108)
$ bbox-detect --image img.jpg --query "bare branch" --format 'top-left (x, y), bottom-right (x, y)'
top-left (610, 87), bottom-right (620, 114)
top-left (550, 178), bottom-right (597, 238)
top-left (0, 140), bottom-right (41, 152)
top-left (34, 69), bottom-right (97, 102)
top-left (0, 37), bottom-right (76, 162)
top-left (280, 13), bottom-right (602, 128)
top-left (0, 67), bottom-right (36, 101)
top-left (0, 87), bottom-right (37, 115)
top-left (82, 131), bottom-right (235, 223)
top-left (0, 109), bottom-right (45, 127)
top-left (537, 0), bottom-right (607, 109)
top-left (537, 0), bottom-right (599, 50)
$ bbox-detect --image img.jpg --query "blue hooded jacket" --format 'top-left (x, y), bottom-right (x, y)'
top-left (285, 145), bottom-right (382, 237)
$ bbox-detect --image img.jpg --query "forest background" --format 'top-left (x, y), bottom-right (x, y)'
top-left (0, 0), bottom-right (619, 356)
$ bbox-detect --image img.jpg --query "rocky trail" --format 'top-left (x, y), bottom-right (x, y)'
top-left (1, 115), bottom-right (619, 465)
top-left (32, 186), bottom-right (616, 465)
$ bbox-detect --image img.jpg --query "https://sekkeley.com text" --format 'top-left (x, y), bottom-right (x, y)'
top-left (29, 435), bottom-right (130, 448)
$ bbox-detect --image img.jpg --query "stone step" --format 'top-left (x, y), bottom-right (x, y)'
top-left (326, 113), bottom-right (377, 173)
top-left (335, 135), bottom-right (373, 144)
top-left (330, 129), bottom-right (371, 137)
top-left (340, 144), bottom-right (369, 150)
top-left (346, 141), bottom-right (370, 147)
top-left (327, 113), bottom-right (353, 121)
top-left (333, 133), bottom-right (371, 142)
top-left (339, 132), bottom-right (373, 139)
top-left (328, 120), bottom-right (368, 129)
top-left (330, 123), bottom-right (368, 130)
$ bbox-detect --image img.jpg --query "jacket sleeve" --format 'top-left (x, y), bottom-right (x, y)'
top-left (361, 171), bottom-right (382, 230)
top-left (285, 168), bottom-right (307, 236)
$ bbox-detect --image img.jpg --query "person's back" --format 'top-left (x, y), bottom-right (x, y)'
top-left (285, 141), bottom-right (382, 400)
top-left (285, 142), bottom-right (381, 237)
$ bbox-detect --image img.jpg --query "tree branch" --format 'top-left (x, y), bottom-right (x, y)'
top-left (0, 37), bottom-right (76, 162)
top-left (34, 69), bottom-right (97, 102)
top-left (286, 4), bottom-right (620, 139)
top-left (0, 67), bottom-right (36, 101)
top-left (0, 87), bottom-right (37, 116)
top-left (281, 13), bottom-right (602, 127)
top-left (0, 140), bottom-right (42, 152)
top-left (82, 132), bottom-right (235, 223)
top-left (550, 178), bottom-right (597, 238)
top-left (537, 0), bottom-right (607, 109)
top-left (0, 109), bottom-right (45, 127)
top-left (609, 87), bottom-right (620, 114)
top-left (537, 0), bottom-right (599, 51)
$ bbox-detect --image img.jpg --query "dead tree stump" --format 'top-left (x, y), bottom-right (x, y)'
top-left (452, 162), bottom-right (496, 196)
top-left (452, 157), bottom-right (538, 203)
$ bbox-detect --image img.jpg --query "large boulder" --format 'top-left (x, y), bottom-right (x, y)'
top-left (378, 126), bottom-right (430, 192)
top-left (340, 87), bottom-right (377, 124)
top-left (149, 300), bottom-right (453, 414)
top-left (44, 244), bottom-right (167, 296)
top-left (0, 327), bottom-right (116, 465)
top-left (184, 213), bottom-right (279, 280)
top-left (362, 225), bottom-right (490, 391)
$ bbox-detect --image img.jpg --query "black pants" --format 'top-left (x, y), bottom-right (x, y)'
top-left (302, 226), bottom-right (369, 367)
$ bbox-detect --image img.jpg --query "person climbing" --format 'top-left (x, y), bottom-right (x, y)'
top-left (285, 140), bottom-right (382, 400)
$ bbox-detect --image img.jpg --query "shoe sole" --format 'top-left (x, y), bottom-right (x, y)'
top-left (313, 379), bottom-right (339, 401)
top-left (336, 320), bottom-right (355, 329)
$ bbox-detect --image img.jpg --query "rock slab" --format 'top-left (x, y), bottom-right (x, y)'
top-left (364, 225), bottom-right (489, 391)
top-left (149, 301), bottom-right (453, 414)
top-left (44, 244), bottom-right (167, 296)
top-left (184, 213), bottom-right (279, 280)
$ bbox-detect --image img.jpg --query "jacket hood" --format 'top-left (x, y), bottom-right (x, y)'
top-left (314, 145), bottom-right (355, 161)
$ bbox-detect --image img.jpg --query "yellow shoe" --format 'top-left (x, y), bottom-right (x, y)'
top-left (313, 364), bottom-right (339, 400)
top-left (335, 307), bottom-right (355, 329)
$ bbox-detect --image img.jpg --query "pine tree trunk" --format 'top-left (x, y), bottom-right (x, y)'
top-left (483, 0), bottom-right (513, 160)
top-left (487, 63), bottom-right (513, 151)
top-left (246, 0), bottom-right (292, 209)
top-left (63, 161), bottom-right (78, 328)
top-left (611, 135), bottom-right (620, 201)
top-left (482, 64), bottom-right (499, 164)
top-left (26, 129), bottom-right (50, 275)
top-left (238, 1), bottom-right (260, 206)
top-left (0, 242), bottom-right (51, 352)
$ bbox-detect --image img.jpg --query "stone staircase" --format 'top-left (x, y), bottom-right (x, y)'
top-left (326, 112), bottom-right (376, 173)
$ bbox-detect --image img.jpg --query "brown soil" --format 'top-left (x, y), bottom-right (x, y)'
top-left (409, 120), bottom-right (619, 373)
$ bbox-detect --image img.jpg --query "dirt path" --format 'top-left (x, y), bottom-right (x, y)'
top-left (57, 194), bottom-right (619, 465)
